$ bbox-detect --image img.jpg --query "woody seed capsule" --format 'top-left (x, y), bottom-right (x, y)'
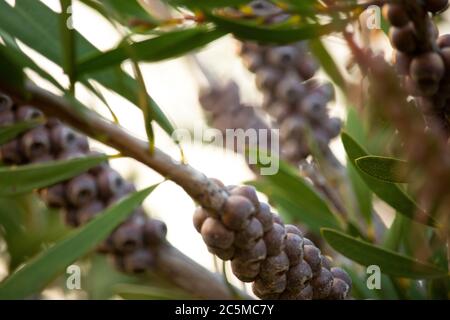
top-left (201, 217), bottom-right (235, 249)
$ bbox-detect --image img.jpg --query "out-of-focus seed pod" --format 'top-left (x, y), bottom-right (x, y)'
top-left (201, 217), bottom-right (235, 249)
top-left (275, 74), bottom-right (306, 104)
top-left (424, 0), bottom-right (449, 13)
top-left (193, 207), bottom-right (209, 233)
top-left (111, 222), bottom-right (143, 253)
top-left (394, 51), bottom-right (412, 76)
top-left (382, 4), bottom-right (410, 27)
top-left (279, 116), bottom-right (306, 140)
top-left (255, 67), bottom-right (282, 91)
top-left (208, 245), bottom-right (235, 261)
top-left (410, 52), bottom-right (445, 96)
top-left (253, 273), bottom-right (287, 296)
top-left (295, 56), bottom-right (319, 81)
top-left (263, 223), bottom-right (286, 256)
top-left (242, 51), bottom-right (264, 72)
top-left (0, 110), bottom-right (14, 126)
top-left (438, 34), bottom-right (450, 48)
top-left (143, 219), bottom-right (167, 246)
top-left (234, 217), bottom-right (263, 249)
top-left (284, 233), bottom-right (304, 265)
top-left (297, 284), bottom-right (313, 300)
top-left (41, 183), bottom-right (67, 208)
top-left (77, 200), bottom-right (104, 225)
top-left (66, 173), bottom-right (98, 207)
top-left (0, 93), bottom-right (13, 112)
top-left (259, 251), bottom-right (289, 280)
top-left (221, 195), bottom-right (254, 230)
top-left (231, 258), bottom-right (260, 282)
top-left (272, 214), bottom-right (284, 226)
top-left (96, 168), bottom-right (126, 200)
top-left (123, 249), bottom-right (154, 274)
top-left (16, 106), bottom-right (43, 122)
top-left (389, 24), bottom-right (417, 53)
top-left (321, 255), bottom-right (333, 270)
top-left (0, 139), bottom-right (23, 164)
top-left (266, 46), bottom-right (297, 66)
top-left (20, 126), bottom-right (51, 160)
top-left (325, 117), bottom-right (342, 139)
top-left (50, 125), bottom-right (80, 152)
top-left (303, 244), bottom-right (322, 274)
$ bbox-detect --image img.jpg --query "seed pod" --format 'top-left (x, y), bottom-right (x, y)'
top-left (255, 202), bottom-right (274, 232)
top-left (248, 0), bottom-right (282, 17)
top-left (201, 217), bottom-right (235, 249)
top-left (0, 93), bottom-right (13, 112)
top-left (255, 67), bottom-right (282, 91)
top-left (311, 267), bottom-right (333, 299)
top-left (303, 237), bottom-right (314, 246)
top-left (16, 105), bottom-right (43, 122)
top-left (208, 245), bottom-right (235, 261)
top-left (389, 24), bottom-right (417, 53)
top-left (394, 51), bottom-right (412, 76)
top-left (193, 207), bottom-right (209, 233)
top-left (296, 285), bottom-right (313, 300)
top-left (263, 222), bottom-right (286, 256)
top-left (234, 238), bottom-right (267, 263)
top-left (0, 110), bottom-right (14, 126)
top-left (321, 255), bottom-right (332, 270)
top-left (286, 260), bottom-right (312, 290)
top-left (279, 116), bottom-right (306, 140)
top-left (123, 249), bottom-right (154, 274)
top-left (330, 267), bottom-right (352, 287)
top-left (275, 74), bottom-right (306, 104)
top-left (259, 251), bottom-right (290, 280)
top-left (77, 200), bottom-right (104, 225)
top-left (96, 236), bottom-right (114, 254)
top-left (96, 168), bottom-right (126, 200)
top-left (221, 195), bottom-right (254, 230)
top-left (41, 183), bottom-right (67, 208)
top-left (66, 173), bottom-right (98, 207)
top-left (295, 57), bottom-right (319, 81)
top-left (231, 258), bottom-right (260, 282)
top-left (410, 52), bottom-right (445, 94)
top-left (63, 209), bottom-right (79, 227)
top-left (284, 233), bottom-right (304, 265)
top-left (241, 51), bottom-right (263, 72)
top-left (328, 278), bottom-right (350, 300)
top-left (438, 34), bottom-right (450, 48)
top-left (143, 219), bottom-right (167, 246)
top-left (20, 126), bottom-right (51, 160)
top-left (111, 222), bottom-right (143, 253)
top-left (382, 4), bottom-right (410, 27)
top-left (303, 245), bottom-right (322, 274)
top-left (234, 217), bottom-right (263, 249)
top-left (266, 46), bottom-right (297, 66)
top-left (424, 0), bottom-right (449, 13)
top-left (229, 185), bottom-right (260, 210)
top-left (325, 117), bottom-right (342, 139)
top-left (49, 125), bottom-right (79, 152)
top-left (0, 139), bottom-right (23, 164)
top-left (272, 214), bottom-right (284, 226)
top-left (253, 273), bottom-right (287, 296)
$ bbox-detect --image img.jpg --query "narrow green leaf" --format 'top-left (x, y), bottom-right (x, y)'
top-left (114, 283), bottom-right (192, 300)
top-left (356, 156), bottom-right (410, 183)
top-left (0, 185), bottom-right (158, 299)
top-left (309, 39), bottom-right (346, 91)
top-left (0, 154), bottom-right (108, 196)
top-left (0, 46), bottom-right (25, 92)
top-left (77, 27), bottom-right (225, 76)
top-left (0, 120), bottom-right (42, 145)
top-left (341, 132), bottom-right (437, 227)
top-left (59, 0), bottom-right (76, 91)
top-left (206, 13), bottom-right (345, 44)
top-left (322, 228), bottom-right (448, 279)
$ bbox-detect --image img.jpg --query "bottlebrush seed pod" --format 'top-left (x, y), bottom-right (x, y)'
top-left (394, 51), bottom-right (412, 76)
top-left (0, 110), bottom-right (15, 126)
top-left (321, 255), bottom-right (333, 270)
top-left (16, 105), bottom-right (43, 122)
top-left (76, 200), bottom-right (104, 225)
top-left (263, 222), bottom-right (286, 256)
top-left (96, 168), bottom-right (127, 200)
top-left (328, 278), bottom-right (350, 300)
top-left (437, 34), bottom-right (450, 48)
top-left (382, 4), bottom-right (410, 28)
top-left (221, 195), bottom-right (254, 230)
top-left (285, 224), bottom-right (303, 237)
top-left (0, 93), bottom-right (13, 111)
top-left (233, 217), bottom-right (264, 249)
top-left (193, 207), bottom-right (209, 233)
top-left (389, 24), bottom-right (418, 53)
top-left (143, 219), bottom-right (167, 246)
top-left (231, 258), bottom-right (260, 282)
top-left (284, 233), bottom-right (304, 265)
top-left (272, 214), bottom-right (284, 226)
top-left (259, 251), bottom-right (290, 280)
top-left (66, 173), bottom-right (98, 207)
top-left (20, 126), bottom-right (51, 160)
top-left (311, 267), bottom-right (333, 299)
top-left (255, 67), bottom-right (282, 91)
top-left (0, 139), bottom-right (23, 164)
top-left (330, 267), bottom-right (352, 287)
top-left (123, 249), bottom-right (154, 274)
top-left (201, 217), bottom-right (235, 249)
top-left (303, 245), bottom-right (322, 274)
top-left (41, 183), bottom-right (67, 208)
top-left (111, 222), bottom-right (144, 253)
top-left (253, 273), bottom-right (287, 296)
top-left (275, 74), bottom-right (307, 104)
top-left (50, 125), bottom-right (80, 152)
top-left (297, 284), bottom-right (313, 300)
top-left (266, 46), bottom-right (297, 66)
top-left (410, 52), bottom-right (445, 95)
top-left (234, 238), bottom-right (267, 263)
top-left (229, 185), bottom-right (260, 210)
top-left (424, 0), bottom-right (449, 13)
top-left (295, 57), bottom-right (319, 81)
top-left (286, 260), bottom-right (313, 290)
top-left (208, 245), bottom-right (235, 261)
top-left (255, 202), bottom-right (274, 232)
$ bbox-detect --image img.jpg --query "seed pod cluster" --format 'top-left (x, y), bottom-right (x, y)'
top-left (193, 182), bottom-right (351, 300)
top-left (236, 1), bottom-right (342, 164)
top-left (384, 1), bottom-right (450, 134)
top-left (0, 94), bottom-right (167, 274)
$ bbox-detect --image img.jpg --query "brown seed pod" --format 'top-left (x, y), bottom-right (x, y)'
top-left (321, 255), bottom-right (333, 270)
top-left (394, 51), bottom-right (412, 76)
top-left (221, 195), bottom-right (254, 230)
top-left (263, 222), bottom-right (286, 256)
top-left (272, 214), bottom-right (284, 226)
top-left (66, 173), bottom-right (98, 207)
top-left (330, 267), bottom-right (352, 287)
top-left (208, 245), bottom-right (235, 261)
top-left (296, 284), bottom-right (313, 300)
top-left (253, 273), bottom-right (287, 296)
top-left (96, 168), bottom-right (126, 200)
top-left (122, 249), bottom-right (154, 274)
top-left (0, 110), bottom-right (14, 126)
top-left (111, 221), bottom-right (143, 253)
top-left (20, 126), bottom-right (51, 160)
top-left (143, 219), bottom-right (167, 246)
top-left (286, 260), bottom-right (312, 290)
top-left (234, 238), bottom-right (267, 263)
top-left (438, 34), bottom-right (450, 48)
top-left (231, 258), bottom-right (260, 282)
top-left (259, 251), bottom-right (290, 280)
top-left (327, 278), bottom-right (350, 300)
top-left (311, 267), bottom-right (333, 299)
top-left (382, 4), bottom-right (410, 27)
top-left (76, 200), bottom-right (104, 225)
top-left (201, 217), bottom-right (235, 249)
top-left (0, 139), bottom-right (23, 165)
top-left (193, 207), bottom-right (209, 233)
top-left (255, 67), bottom-right (283, 91)
top-left (285, 224), bottom-right (303, 236)
top-left (0, 93), bottom-right (13, 111)
top-left (229, 185), bottom-right (260, 210)
top-left (266, 46), bottom-right (297, 66)
top-left (389, 24), bottom-right (417, 53)
top-left (16, 105), bottom-right (43, 122)
top-left (234, 217), bottom-right (263, 249)
top-left (255, 202), bottom-right (274, 232)
top-left (40, 183), bottom-right (67, 208)
top-left (303, 244), bottom-right (322, 274)
top-left (410, 52), bottom-right (445, 96)
top-left (424, 0), bottom-right (449, 13)
top-left (275, 74), bottom-right (306, 103)
top-left (284, 233), bottom-right (304, 265)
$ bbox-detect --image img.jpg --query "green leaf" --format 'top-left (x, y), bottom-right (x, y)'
top-left (59, 0), bottom-right (76, 90)
top-left (206, 13), bottom-right (345, 44)
top-left (103, 0), bottom-right (158, 23)
top-left (248, 161), bottom-right (341, 233)
top-left (356, 156), bottom-right (410, 183)
top-left (0, 154), bottom-right (108, 196)
top-left (77, 27), bottom-right (225, 76)
top-left (0, 0), bottom-right (175, 136)
top-left (0, 45), bottom-right (25, 92)
top-left (0, 185), bottom-right (158, 299)
top-left (0, 120), bottom-right (42, 145)
top-left (322, 228), bottom-right (448, 279)
top-left (309, 39), bottom-right (346, 92)
top-left (114, 283), bottom-right (192, 300)
top-left (166, 0), bottom-right (250, 10)
top-left (341, 132), bottom-right (437, 227)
